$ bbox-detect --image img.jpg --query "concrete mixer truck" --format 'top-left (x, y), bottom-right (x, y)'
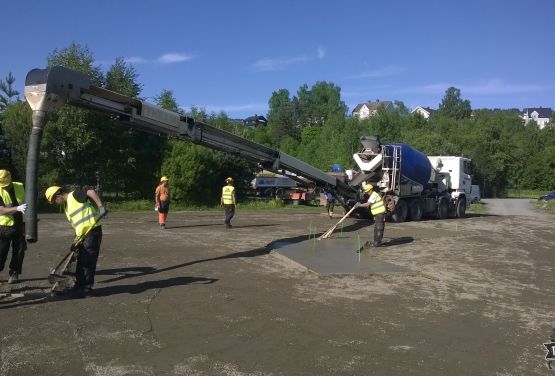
top-left (348, 136), bottom-right (472, 222)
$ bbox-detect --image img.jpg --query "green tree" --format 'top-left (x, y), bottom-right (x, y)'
top-left (0, 72), bottom-right (20, 111)
top-left (155, 90), bottom-right (181, 113)
top-left (48, 42), bottom-right (103, 85)
top-left (105, 57), bottom-right (142, 97)
top-left (267, 89), bottom-right (297, 145)
top-left (437, 87), bottom-right (471, 119)
top-left (0, 101), bottom-right (31, 176)
top-left (295, 82), bottom-right (347, 127)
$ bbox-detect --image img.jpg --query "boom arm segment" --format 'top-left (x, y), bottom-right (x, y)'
top-left (23, 66), bottom-right (356, 241)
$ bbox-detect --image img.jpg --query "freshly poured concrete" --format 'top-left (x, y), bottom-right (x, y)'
top-left (273, 236), bottom-right (410, 274)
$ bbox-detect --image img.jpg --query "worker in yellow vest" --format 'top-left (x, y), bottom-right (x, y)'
top-left (221, 177), bottom-right (236, 228)
top-left (356, 183), bottom-right (386, 247)
top-left (0, 170), bottom-right (27, 284)
top-left (45, 185), bottom-right (107, 297)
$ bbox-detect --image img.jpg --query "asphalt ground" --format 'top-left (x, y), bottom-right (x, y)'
top-left (0, 199), bottom-right (553, 375)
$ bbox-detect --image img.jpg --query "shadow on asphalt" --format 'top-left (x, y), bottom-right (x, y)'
top-left (165, 223), bottom-right (277, 230)
top-left (0, 276), bottom-right (217, 309)
top-left (379, 236), bottom-right (414, 247)
top-left (98, 247), bottom-right (271, 284)
top-left (92, 276), bottom-right (218, 296)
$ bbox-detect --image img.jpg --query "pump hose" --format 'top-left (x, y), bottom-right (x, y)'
top-left (25, 110), bottom-right (48, 242)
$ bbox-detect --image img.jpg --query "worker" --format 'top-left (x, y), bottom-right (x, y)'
top-left (324, 190), bottom-right (335, 218)
top-left (356, 183), bottom-right (386, 247)
top-left (45, 185), bottom-right (107, 297)
top-left (155, 176), bottom-right (171, 228)
top-left (221, 177), bottom-right (236, 228)
top-left (0, 170), bottom-right (27, 284)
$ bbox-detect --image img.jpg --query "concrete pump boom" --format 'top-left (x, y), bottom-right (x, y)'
top-left (23, 66), bottom-right (357, 242)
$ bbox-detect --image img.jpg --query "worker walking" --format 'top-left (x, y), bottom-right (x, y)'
top-left (155, 176), bottom-right (170, 228)
top-left (45, 185), bottom-right (107, 297)
top-left (221, 177), bottom-right (236, 228)
top-left (0, 170), bottom-right (27, 284)
top-left (356, 183), bottom-right (386, 247)
top-left (324, 190), bottom-right (335, 218)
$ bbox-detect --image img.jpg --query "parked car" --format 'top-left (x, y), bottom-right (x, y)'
top-left (470, 185), bottom-right (481, 203)
top-left (538, 191), bottom-right (555, 201)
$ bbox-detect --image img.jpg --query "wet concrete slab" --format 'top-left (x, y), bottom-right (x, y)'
top-left (273, 236), bottom-right (410, 275)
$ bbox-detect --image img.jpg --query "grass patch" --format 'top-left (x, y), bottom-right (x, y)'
top-left (468, 202), bottom-right (487, 214)
top-left (104, 198), bottom-right (322, 212)
top-left (507, 189), bottom-right (549, 199)
top-left (535, 199), bottom-right (555, 214)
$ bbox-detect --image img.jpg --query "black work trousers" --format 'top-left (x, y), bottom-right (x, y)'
top-left (373, 212), bottom-right (386, 245)
top-left (0, 225), bottom-right (26, 275)
top-left (74, 227), bottom-right (102, 288)
top-left (224, 204), bottom-right (235, 225)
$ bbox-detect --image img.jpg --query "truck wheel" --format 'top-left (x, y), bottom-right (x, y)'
top-left (408, 199), bottom-right (423, 221)
top-left (264, 188), bottom-right (274, 198)
top-left (436, 197), bottom-right (449, 219)
top-left (456, 197), bottom-right (467, 218)
top-left (392, 199), bottom-right (408, 222)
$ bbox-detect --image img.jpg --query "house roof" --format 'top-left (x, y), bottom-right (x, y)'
top-left (244, 115), bottom-right (267, 122)
top-left (412, 106), bottom-right (435, 114)
top-left (352, 100), bottom-right (393, 113)
top-left (523, 107), bottom-right (552, 118)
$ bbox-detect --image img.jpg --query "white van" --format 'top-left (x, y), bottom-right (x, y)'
top-left (470, 185), bottom-right (481, 203)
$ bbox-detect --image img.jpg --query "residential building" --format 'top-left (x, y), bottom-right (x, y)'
top-left (352, 100), bottom-right (393, 119)
top-left (411, 106), bottom-right (435, 119)
top-left (522, 107), bottom-right (552, 129)
top-left (243, 114), bottom-right (268, 128)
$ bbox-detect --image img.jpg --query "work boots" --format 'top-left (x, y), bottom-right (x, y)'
top-left (7, 271), bottom-right (19, 284)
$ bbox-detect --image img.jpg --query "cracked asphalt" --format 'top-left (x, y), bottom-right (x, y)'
top-left (0, 199), bottom-right (553, 375)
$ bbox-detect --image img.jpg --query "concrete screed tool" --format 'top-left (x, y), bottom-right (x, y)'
top-left (319, 205), bottom-right (358, 240)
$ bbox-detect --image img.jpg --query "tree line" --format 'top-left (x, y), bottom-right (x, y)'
top-left (0, 42), bottom-right (554, 206)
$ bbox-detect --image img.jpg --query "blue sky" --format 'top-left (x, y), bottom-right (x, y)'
top-left (3, 0), bottom-right (554, 119)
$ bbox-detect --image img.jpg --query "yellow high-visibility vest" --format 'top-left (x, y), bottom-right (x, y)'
top-left (0, 182), bottom-right (25, 226)
top-left (65, 192), bottom-right (101, 237)
top-left (369, 191), bottom-right (386, 216)
top-left (222, 185), bottom-right (235, 204)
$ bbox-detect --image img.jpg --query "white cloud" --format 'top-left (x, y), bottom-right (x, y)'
top-left (254, 56), bottom-right (309, 71)
top-left (349, 66), bottom-right (406, 79)
top-left (157, 53), bottom-right (193, 64)
top-left (254, 47), bottom-right (326, 72)
top-left (109, 53), bottom-right (195, 65)
top-left (123, 56), bottom-right (148, 64)
top-left (399, 79), bottom-right (552, 95)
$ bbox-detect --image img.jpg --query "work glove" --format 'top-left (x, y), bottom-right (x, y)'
top-left (16, 203), bottom-right (27, 213)
top-left (155, 206), bottom-right (159, 211)
top-left (98, 205), bottom-right (108, 218)
top-left (353, 202), bottom-right (361, 208)
top-left (70, 236), bottom-right (81, 252)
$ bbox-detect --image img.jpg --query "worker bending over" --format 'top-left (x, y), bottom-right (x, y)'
top-left (221, 177), bottom-right (236, 228)
top-left (45, 185), bottom-right (107, 297)
top-left (356, 183), bottom-right (386, 247)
